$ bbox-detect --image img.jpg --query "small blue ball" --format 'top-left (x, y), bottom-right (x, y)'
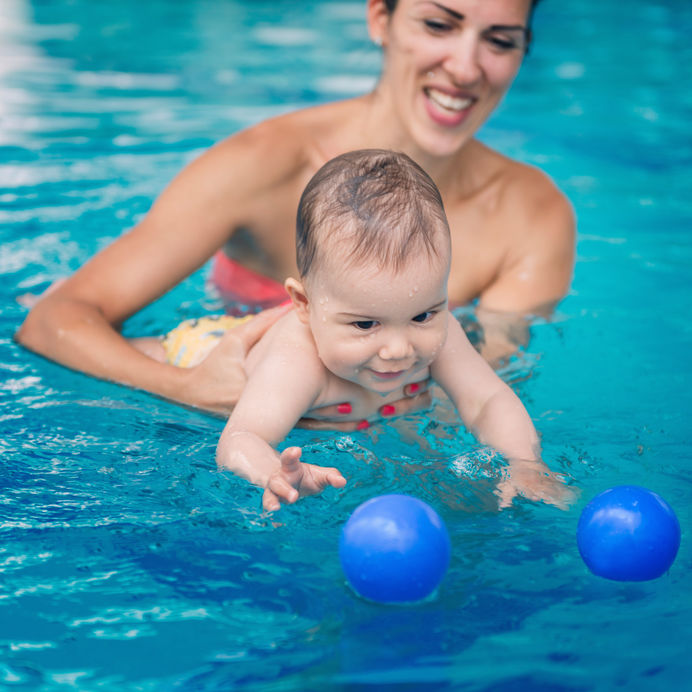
top-left (339, 494), bottom-right (450, 603)
top-left (577, 485), bottom-right (681, 581)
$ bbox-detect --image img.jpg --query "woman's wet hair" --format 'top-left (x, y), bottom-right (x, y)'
top-left (296, 149), bottom-right (450, 279)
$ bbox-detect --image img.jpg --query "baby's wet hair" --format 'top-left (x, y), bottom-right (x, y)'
top-left (296, 149), bottom-right (450, 280)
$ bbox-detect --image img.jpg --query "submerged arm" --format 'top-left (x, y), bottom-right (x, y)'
top-left (475, 176), bottom-right (575, 364)
top-left (432, 316), bottom-right (574, 508)
top-left (433, 317), bottom-right (539, 459)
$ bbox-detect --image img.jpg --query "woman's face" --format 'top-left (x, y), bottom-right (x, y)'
top-left (369, 0), bottom-right (532, 158)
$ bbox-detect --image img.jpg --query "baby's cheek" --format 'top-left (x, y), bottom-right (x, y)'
top-left (428, 335), bottom-right (447, 361)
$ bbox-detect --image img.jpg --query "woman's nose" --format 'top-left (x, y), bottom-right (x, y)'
top-left (442, 32), bottom-right (482, 86)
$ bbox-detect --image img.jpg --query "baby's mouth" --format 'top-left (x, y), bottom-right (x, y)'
top-left (424, 87), bottom-right (473, 113)
top-left (369, 369), bottom-right (406, 381)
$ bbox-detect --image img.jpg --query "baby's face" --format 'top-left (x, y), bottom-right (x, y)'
top-left (305, 253), bottom-right (450, 395)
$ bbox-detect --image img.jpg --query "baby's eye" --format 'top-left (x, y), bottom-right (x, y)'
top-left (412, 311), bottom-right (435, 323)
top-left (353, 320), bottom-right (377, 331)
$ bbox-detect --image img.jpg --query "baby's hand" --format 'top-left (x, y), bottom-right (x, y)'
top-left (262, 446), bottom-right (346, 512)
top-left (496, 458), bottom-right (578, 511)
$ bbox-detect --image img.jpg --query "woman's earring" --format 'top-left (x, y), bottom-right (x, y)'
top-left (373, 36), bottom-right (383, 47)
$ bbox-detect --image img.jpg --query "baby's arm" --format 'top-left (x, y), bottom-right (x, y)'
top-left (432, 317), bottom-right (538, 459)
top-left (432, 316), bottom-right (574, 508)
top-left (216, 345), bottom-right (346, 510)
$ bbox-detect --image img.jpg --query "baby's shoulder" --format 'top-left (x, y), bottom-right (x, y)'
top-left (248, 313), bottom-right (326, 381)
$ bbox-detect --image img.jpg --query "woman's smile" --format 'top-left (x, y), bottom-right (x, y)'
top-left (423, 85), bottom-right (476, 127)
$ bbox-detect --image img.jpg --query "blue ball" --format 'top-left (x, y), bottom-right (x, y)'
top-left (577, 485), bottom-right (681, 581)
top-left (339, 494), bottom-right (451, 603)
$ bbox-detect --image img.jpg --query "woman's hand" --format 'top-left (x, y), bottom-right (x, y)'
top-left (262, 446), bottom-right (346, 512)
top-left (295, 380), bottom-right (432, 431)
top-left (179, 304), bottom-right (291, 415)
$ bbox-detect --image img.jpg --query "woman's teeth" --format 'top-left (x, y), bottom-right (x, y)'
top-left (426, 88), bottom-right (472, 112)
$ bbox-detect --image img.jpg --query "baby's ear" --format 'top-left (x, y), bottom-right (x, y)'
top-left (284, 277), bottom-right (310, 324)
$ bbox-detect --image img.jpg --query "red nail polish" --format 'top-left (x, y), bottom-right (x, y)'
top-left (337, 403), bottom-right (352, 414)
top-left (408, 383), bottom-right (419, 393)
top-left (356, 420), bottom-right (370, 430)
top-left (381, 404), bottom-right (396, 416)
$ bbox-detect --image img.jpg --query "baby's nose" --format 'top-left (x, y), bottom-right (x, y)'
top-left (378, 335), bottom-right (413, 361)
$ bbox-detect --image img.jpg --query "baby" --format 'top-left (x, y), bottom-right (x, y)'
top-left (140, 149), bottom-right (572, 511)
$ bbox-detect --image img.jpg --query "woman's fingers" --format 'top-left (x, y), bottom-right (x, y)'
top-left (403, 378), bottom-right (430, 397)
top-left (300, 381), bottom-right (432, 429)
top-left (297, 394), bottom-right (432, 430)
top-left (296, 417), bottom-right (363, 431)
top-left (378, 390), bottom-right (432, 418)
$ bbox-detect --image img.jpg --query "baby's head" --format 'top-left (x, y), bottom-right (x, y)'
top-left (286, 149), bottom-right (452, 394)
top-left (295, 148), bottom-right (450, 282)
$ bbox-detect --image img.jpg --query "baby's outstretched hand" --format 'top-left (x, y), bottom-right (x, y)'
top-left (262, 446), bottom-right (346, 512)
top-left (496, 458), bottom-right (578, 511)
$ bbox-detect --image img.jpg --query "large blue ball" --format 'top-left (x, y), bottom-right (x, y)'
top-left (339, 494), bottom-right (451, 603)
top-left (577, 485), bottom-right (681, 581)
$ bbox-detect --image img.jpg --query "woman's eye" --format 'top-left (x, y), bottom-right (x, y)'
top-left (412, 311), bottom-right (434, 323)
top-left (424, 19), bottom-right (453, 34)
top-left (487, 35), bottom-right (519, 51)
top-left (353, 320), bottom-right (377, 331)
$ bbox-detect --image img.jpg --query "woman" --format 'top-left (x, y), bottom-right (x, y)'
top-left (16, 0), bottom-right (574, 422)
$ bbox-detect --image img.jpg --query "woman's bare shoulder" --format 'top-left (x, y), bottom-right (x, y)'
top-left (481, 143), bottom-right (573, 221)
top-left (211, 98), bottom-right (362, 185)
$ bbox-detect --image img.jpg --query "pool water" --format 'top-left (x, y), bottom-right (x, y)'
top-left (1, 0), bottom-right (691, 689)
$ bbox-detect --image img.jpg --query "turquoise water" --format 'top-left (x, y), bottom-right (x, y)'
top-left (2, 0), bottom-right (691, 689)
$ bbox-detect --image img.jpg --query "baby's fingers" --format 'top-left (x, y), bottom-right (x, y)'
top-left (264, 476), bottom-right (299, 509)
top-left (262, 488), bottom-right (282, 513)
top-left (495, 478), bottom-right (516, 509)
top-left (324, 468), bottom-right (347, 489)
top-left (379, 391), bottom-right (432, 418)
top-left (279, 446), bottom-right (302, 470)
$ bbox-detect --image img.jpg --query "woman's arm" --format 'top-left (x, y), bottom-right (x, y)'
top-left (479, 169), bottom-right (576, 314)
top-left (474, 168), bottom-right (576, 364)
top-left (15, 123), bottom-right (307, 412)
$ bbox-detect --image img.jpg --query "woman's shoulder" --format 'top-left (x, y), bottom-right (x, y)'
top-left (214, 98), bottom-right (363, 184)
top-left (478, 141), bottom-right (573, 221)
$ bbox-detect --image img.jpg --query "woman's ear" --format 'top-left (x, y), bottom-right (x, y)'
top-left (366, 0), bottom-right (389, 47)
top-left (284, 277), bottom-right (310, 324)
